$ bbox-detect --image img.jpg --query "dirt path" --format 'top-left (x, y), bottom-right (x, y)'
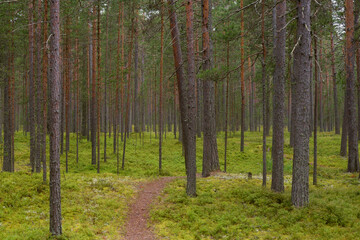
top-left (123, 177), bottom-right (176, 240)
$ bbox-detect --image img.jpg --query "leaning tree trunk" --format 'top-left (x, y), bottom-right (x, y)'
top-left (202, 0), bottom-right (220, 177)
top-left (291, 0), bottom-right (311, 208)
top-left (168, 0), bottom-right (197, 196)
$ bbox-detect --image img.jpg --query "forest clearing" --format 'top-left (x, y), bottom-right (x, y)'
top-left (1, 0), bottom-right (360, 239)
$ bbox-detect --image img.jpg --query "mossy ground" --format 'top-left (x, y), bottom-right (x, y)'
top-left (1, 130), bottom-right (360, 239)
top-left (151, 131), bottom-right (360, 240)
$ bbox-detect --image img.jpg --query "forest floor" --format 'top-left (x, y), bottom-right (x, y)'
top-left (0, 131), bottom-right (360, 239)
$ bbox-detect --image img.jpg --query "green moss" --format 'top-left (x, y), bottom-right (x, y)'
top-left (1, 131), bottom-right (360, 239)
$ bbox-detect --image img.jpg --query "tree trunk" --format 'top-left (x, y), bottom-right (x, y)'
top-left (91, 6), bottom-right (97, 166)
top-left (261, 0), bottom-right (267, 187)
top-left (271, 0), bottom-right (286, 193)
top-left (340, 95), bottom-right (348, 156)
top-left (313, 36), bottom-right (318, 186)
top-left (184, 0), bottom-right (197, 196)
top-left (159, 2), bottom-right (164, 174)
top-left (49, 0), bottom-right (62, 234)
top-left (224, 41), bottom-right (229, 172)
top-left (168, 0), bottom-right (197, 196)
top-left (240, 0), bottom-right (245, 152)
top-left (104, 6), bottom-right (109, 163)
top-left (65, 17), bottom-right (70, 173)
top-left (330, 31), bottom-right (340, 134)
top-left (97, 0), bottom-right (101, 173)
top-left (345, 0), bottom-right (360, 172)
top-left (35, 0), bottom-right (42, 173)
top-left (28, 0), bottom-right (36, 172)
top-left (202, 0), bottom-right (220, 177)
top-left (42, 0), bottom-right (48, 181)
top-left (291, 0), bottom-right (311, 207)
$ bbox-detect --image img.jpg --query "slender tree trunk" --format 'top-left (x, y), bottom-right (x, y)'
top-left (91, 6), bottom-right (97, 166)
top-left (29, 0), bottom-right (36, 172)
top-left (75, 37), bottom-right (79, 164)
top-left (35, 0), bottom-right (42, 173)
top-left (330, 31), bottom-right (340, 134)
top-left (357, 48), bottom-right (360, 141)
top-left (202, 0), bottom-right (220, 177)
top-left (345, 0), bottom-right (360, 172)
top-left (65, 17), bottom-right (70, 173)
top-left (174, 77), bottom-right (177, 139)
top-left (291, 0), bottom-right (311, 207)
top-left (271, 0), bottom-right (286, 193)
top-left (104, 6), bottom-right (109, 163)
top-left (340, 95), bottom-right (348, 156)
top-left (159, 2), bottom-right (164, 174)
top-left (261, 0), bottom-right (267, 187)
top-left (224, 41), bottom-right (229, 173)
top-left (42, 0), bottom-right (48, 181)
top-left (49, 0), bottom-right (62, 234)
top-left (120, 3), bottom-right (125, 143)
top-left (313, 37), bottom-right (318, 186)
top-left (97, 0), bottom-right (101, 173)
top-left (240, 0), bottom-right (245, 152)
top-left (134, 28), bottom-right (139, 133)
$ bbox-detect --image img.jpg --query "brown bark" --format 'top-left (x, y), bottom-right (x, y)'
top-left (240, 0), bottom-right (245, 152)
top-left (64, 16), bottom-right (70, 173)
top-left (42, 0), bottom-right (48, 181)
top-left (75, 37), bottom-right (79, 164)
top-left (314, 37), bottom-right (318, 186)
top-left (97, 0), bottom-right (101, 173)
top-left (29, 0), bottom-right (36, 172)
top-left (261, 0), bottom-right (267, 187)
top-left (91, 5), bottom-right (97, 165)
top-left (185, 0), bottom-right (198, 196)
top-left (35, 0), bottom-right (42, 173)
top-left (49, 0), bottom-right (62, 235)
top-left (168, 0), bottom-right (197, 196)
top-left (345, 0), bottom-right (359, 172)
top-left (115, 2), bottom-right (121, 157)
top-left (224, 41), bottom-right (229, 173)
top-left (202, 0), bottom-right (220, 177)
top-left (291, 0), bottom-right (311, 207)
top-left (159, 2), bottom-right (164, 174)
top-left (330, 31), bottom-right (340, 134)
top-left (271, 0), bottom-right (286, 193)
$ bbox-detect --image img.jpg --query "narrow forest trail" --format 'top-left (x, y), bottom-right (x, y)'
top-left (123, 176), bottom-right (177, 240)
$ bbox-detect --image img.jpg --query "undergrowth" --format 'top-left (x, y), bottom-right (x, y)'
top-left (1, 131), bottom-right (359, 239)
